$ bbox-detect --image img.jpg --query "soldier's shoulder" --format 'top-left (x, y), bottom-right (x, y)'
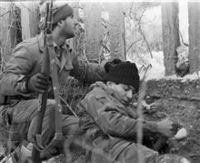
top-left (14, 36), bottom-right (40, 54)
top-left (18, 36), bottom-right (38, 47)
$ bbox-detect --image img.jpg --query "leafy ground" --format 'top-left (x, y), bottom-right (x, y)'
top-left (1, 67), bottom-right (200, 163)
top-left (146, 79), bottom-right (200, 163)
top-left (56, 77), bottom-right (200, 163)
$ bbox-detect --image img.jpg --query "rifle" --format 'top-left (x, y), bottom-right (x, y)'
top-left (32, 1), bottom-right (63, 162)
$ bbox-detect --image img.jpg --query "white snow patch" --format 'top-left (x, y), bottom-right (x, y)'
top-left (128, 51), bottom-right (200, 81)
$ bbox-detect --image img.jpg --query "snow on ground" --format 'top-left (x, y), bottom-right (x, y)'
top-left (128, 51), bottom-right (200, 81)
top-left (127, 51), bottom-right (165, 80)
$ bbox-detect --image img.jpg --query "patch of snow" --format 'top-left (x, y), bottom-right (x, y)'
top-left (128, 51), bottom-right (165, 80)
top-left (128, 50), bottom-right (200, 82)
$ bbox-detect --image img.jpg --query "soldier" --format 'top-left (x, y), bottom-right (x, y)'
top-left (76, 60), bottom-right (190, 163)
top-left (0, 2), bottom-right (106, 161)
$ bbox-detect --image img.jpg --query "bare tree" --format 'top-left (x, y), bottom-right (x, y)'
top-left (18, 1), bottom-right (39, 40)
top-left (106, 2), bottom-right (126, 60)
top-left (162, 2), bottom-right (180, 76)
top-left (83, 3), bottom-right (103, 62)
top-left (188, 2), bottom-right (200, 73)
top-left (0, 2), bottom-right (20, 70)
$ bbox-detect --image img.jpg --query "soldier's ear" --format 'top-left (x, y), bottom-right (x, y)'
top-left (57, 20), bottom-right (65, 27)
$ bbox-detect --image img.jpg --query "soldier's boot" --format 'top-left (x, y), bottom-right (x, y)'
top-left (155, 154), bottom-right (191, 163)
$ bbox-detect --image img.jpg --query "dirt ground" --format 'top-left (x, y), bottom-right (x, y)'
top-left (46, 78), bottom-right (200, 163)
top-left (1, 78), bottom-right (200, 163)
top-left (65, 78), bottom-right (200, 163)
top-left (146, 79), bottom-right (200, 163)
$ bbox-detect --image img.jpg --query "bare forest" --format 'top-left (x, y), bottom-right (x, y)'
top-left (0, 1), bottom-right (200, 163)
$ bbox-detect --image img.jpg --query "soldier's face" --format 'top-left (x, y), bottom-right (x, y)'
top-left (110, 82), bottom-right (133, 104)
top-left (60, 15), bottom-right (76, 38)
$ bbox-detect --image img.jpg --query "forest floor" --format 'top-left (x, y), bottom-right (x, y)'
top-left (145, 78), bottom-right (200, 163)
top-left (50, 77), bottom-right (200, 163)
top-left (1, 77), bottom-right (200, 163)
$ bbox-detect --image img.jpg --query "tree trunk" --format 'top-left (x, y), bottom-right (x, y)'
top-left (188, 2), bottom-right (200, 73)
top-left (9, 4), bottom-right (21, 49)
top-left (83, 3), bottom-right (102, 62)
top-left (0, 2), bottom-right (20, 69)
top-left (19, 2), bottom-right (39, 40)
top-left (162, 2), bottom-right (180, 76)
top-left (106, 2), bottom-right (126, 60)
top-left (71, 3), bottom-right (84, 58)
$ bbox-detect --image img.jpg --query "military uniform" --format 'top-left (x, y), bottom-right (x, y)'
top-left (76, 82), bottom-right (190, 163)
top-left (0, 33), bottom-right (105, 155)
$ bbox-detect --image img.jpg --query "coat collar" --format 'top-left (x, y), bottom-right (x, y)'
top-left (90, 81), bottom-right (127, 105)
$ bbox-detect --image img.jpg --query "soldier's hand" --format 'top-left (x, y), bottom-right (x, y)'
top-left (157, 118), bottom-right (176, 138)
top-left (27, 73), bottom-right (50, 93)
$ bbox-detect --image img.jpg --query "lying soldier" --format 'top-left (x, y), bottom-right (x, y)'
top-left (76, 59), bottom-right (190, 163)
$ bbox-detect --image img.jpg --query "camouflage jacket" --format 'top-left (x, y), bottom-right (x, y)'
top-left (0, 34), bottom-right (106, 103)
top-left (77, 81), bottom-right (159, 141)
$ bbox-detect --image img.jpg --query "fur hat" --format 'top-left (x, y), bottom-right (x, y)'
top-left (39, 3), bottom-right (73, 30)
top-left (105, 59), bottom-right (140, 92)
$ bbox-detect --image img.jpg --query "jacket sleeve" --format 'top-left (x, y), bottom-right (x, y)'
top-left (84, 94), bottom-right (159, 139)
top-left (0, 45), bottom-right (35, 96)
top-left (70, 56), bottom-right (106, 83)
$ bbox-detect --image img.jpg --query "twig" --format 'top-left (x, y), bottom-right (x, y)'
top-left (138, 26), bottom-right (153, 58)
top-left (59, 95), bottom-right (78, 118)
top-left (126, 39), bottom-right (142, 53)
top-left (98, 44), bottom-right (103, 64)
top-left (136, 9), bottom-right (153, 59)
top-left (129, 6), bottom-right (153, 59)
top-left (0, 11), bottom-right (10, 17)
top-left (136, 64), bottom-right (152, 163)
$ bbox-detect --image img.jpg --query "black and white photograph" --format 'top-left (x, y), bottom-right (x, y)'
top-left (0, 0), bottom-right (199, 162)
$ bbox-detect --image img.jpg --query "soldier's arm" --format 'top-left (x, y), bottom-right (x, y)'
top-left (70, 56), bottom-right (106, 83)
top-left (0, 45), bottom-right (34, 96)
top-left (98, 103), bottom-right (159, 138)
top-left (83, 94), bottom-right (159, 139)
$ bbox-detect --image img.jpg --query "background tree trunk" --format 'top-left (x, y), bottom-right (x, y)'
top-left (19, 2), bottom-right (39, 40)
top-left (0, 3), bottom-right (12, 56)
top-left (106, 2), bottom-right (126, 60)
top-left (162, 2), bottom-right (180, 76)
top-left (71, 2), bottom-right (86, 60)
top-left (0, 2), bottom-right (20, 69)
top-left (83, 3), bottom-right (102, 62)
top-left (9, 4), bottom-right (21, 49)
top-left (188, 2), bottom-right (200, 73)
